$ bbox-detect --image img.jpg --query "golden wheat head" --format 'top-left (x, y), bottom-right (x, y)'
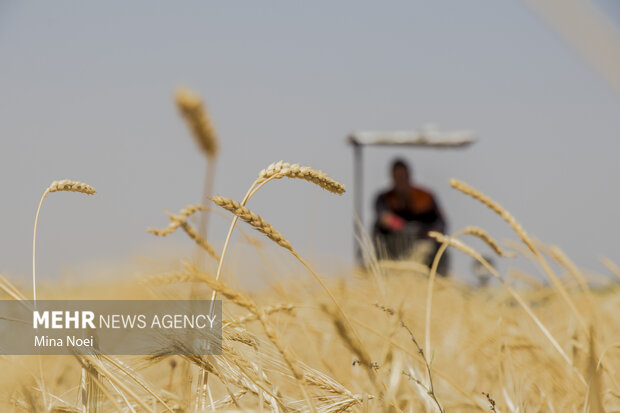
top-left (175, 87), bottom-right (218, 157)
top-left (48, 180), bottom-right (96, 195)
top-left (147, 205), bottom-right (219, 260)
top-left (258, 161), bottom-right (345, 195)
top-left (461, 226), bottom-right (515, 258)
top-left (449, 179), bottom-right (534, 250)
top-left (147, 204), bottom-right (206, 236)
top-left (210, 196), bottom-right (293, 252)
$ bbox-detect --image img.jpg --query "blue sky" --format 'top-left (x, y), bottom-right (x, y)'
top-left (1, 1), bottom-right (619, 284)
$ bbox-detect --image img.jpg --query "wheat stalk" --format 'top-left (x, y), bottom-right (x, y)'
top-left (224, 303), bottom-right (295, 327)
top-left (449, 178), bottom-right (587, 332)
top-left (425, 225), bottom-right (512, 358)
top-left (350, 315), bottom-right (489, 411)
top-left (375, 305), bottom-right (445, 413)
top-left (33, 180), bottom-right (95, 301)
top-left (321, 304), bottom-right (374, 377)
top-left (0, 274), bottom-right (28, 303)
top-left (601, 256), bottom-right (620, 281)
top-left (424, 235), bottom-right (451, 360)
top-left (508, 268), bottom-right (545, 288)
top-left (256, 161), bottom-right (346, 195)
top-left (586, 327), bottom-right (605, 413)
top-left (181, 263), bottom-right (316, 412)
top-left (428, 231), bottom-right (586, 386)
top-left (99, 355), bottom-right (175, 412)
top-left (546, 245), bottom-right (590, 294)
top-left (51, 203), bottom-right (96, 413)
top-left (75, 355), bottom-right (157, 413)
top-left (175, 88), bottom-right (219, 329)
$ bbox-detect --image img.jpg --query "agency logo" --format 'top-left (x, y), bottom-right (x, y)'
top-left (0, 300), bottom-right (222, 355)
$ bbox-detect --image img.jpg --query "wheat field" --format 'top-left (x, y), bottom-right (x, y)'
top-left (2, 89), bottom-right (620, 412)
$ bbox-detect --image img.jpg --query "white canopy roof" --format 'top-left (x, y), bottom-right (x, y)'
top-left (348, 125), bottom-right (475, 148)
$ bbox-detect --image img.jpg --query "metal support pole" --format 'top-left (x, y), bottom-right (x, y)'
top-left (353, 142), bottom-right (363, 265)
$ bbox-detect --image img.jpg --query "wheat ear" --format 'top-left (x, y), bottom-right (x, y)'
top-left (449, 179), bottom-right (532, 246)
top-left (148, 205), bottom-right (219, 260)
top-left (449, 178), bottom-right (587, 331)
top-left (210, 197), bottom-right (293, 251)
top-left (257, 161), bottom-right (346, 194)
top-left (460, 226), bottom-right (515, 258)
top-left (33, 180), bottom-right (95, 301)
top-left (175, 88), bottom-right (218, 158)
top-left (178, 222), bottom-right (220, 261)
top-left (148, 205), bottom-right (205, 236)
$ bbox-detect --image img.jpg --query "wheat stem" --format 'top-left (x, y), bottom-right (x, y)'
top-left (425, 225), bottom-right (513, 357)
top-left (429, 231), bottom-right (587, 386)
top-left (195, 158), bottom-right (217, 269)
top-left (210, 180), bottom-right (262, 302)
top-left (32, 180), bottom-right (95, 302)
top-left (450, 178), bottom-right (587, 331)
top-left (350, 316), bottom-right (488, 411)
top-left (32, 188), bottom-right (49, 302)
top-left (184, 264), bottom-right (317, 413)
top-left (425, 239), bottom-right (449, 359)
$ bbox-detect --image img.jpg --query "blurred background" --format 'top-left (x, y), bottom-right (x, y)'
top-left (1, 1), bottom-right (619, 284)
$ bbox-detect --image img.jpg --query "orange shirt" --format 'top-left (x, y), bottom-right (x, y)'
top-left (376, 185), bottom-right (444, 226)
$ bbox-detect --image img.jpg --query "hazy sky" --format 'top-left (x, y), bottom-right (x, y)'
top-left (1, 1), bottom-right (619, 285)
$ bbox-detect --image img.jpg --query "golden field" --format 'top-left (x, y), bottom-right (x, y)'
top-left (2, 88), bottom-right (619, 412)
top-left (2, 242), bottom-right (620, 412)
